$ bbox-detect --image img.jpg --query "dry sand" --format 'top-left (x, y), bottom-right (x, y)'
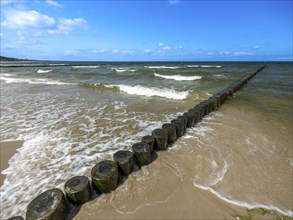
top-left (0, 141), bottom-right (24, 186)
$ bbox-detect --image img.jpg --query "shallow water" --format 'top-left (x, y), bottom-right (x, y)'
top-left (0, 62), bottom-right (292, 218)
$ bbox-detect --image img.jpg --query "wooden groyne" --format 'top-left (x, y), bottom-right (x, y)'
top-left (8, 65), bottom-right (266, 220)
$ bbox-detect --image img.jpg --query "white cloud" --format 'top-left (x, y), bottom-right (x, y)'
top-left (1, 9), bottom-right (87, 35)
top-left (162, 46), bottom-right (171, 50)
top-left (48, 18), bottom-right (87, 34)
top-left (156, 43), bottom-right (181, 55)
top-left (64, 50), bottom-right (79, 56)
top-left (276, 57), bottom-right (292, 60)
top-left (93, 49), bottom-right (107, 54)
top-left (219, 51), bottom-right (231, 56)
top-left (207, 52), bottom-right (215, 56)
top-left (45, 0), bottom-right (62, 8)
top-left (233, 52), bottom-right (253, 56)
top-left (251, 45), bottom-right (260, 50)
top-left (2, 43), bottom-right (17, 49)
top-left (112, 49), bottom-right (135, 56)
top-left (144, 49), bottom-right (152, 54)
top-left (1, 9), bottom-right (56, 29)
top-left (207, 50), bottom-right (253, 57)
top-left (0, 0), bottom-right (19, 5)
top-left (168, 0), bottom-right (181, 5)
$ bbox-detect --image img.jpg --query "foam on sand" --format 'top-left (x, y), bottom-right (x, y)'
top-left (193, 182), bottom-right (293, 217)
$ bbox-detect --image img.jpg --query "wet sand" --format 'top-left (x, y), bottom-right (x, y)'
top-left (0, 141), bottom-right (24, 186)
top-left (74, 148), bottom-right (246, 220)
top-left (74, 104), bottom-right (292, 220)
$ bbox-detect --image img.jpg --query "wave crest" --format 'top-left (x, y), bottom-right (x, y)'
top-left (0, 76), bottom-right (73, 86)
top-left (154, 73), bottom-right (202, 81)
top-left (111, 68), bottom-right (136, 73)
top-left (37, 69), bottom-right (52, 73)
top-left (145, 66), bottom-right (181, 69)
top-left (72, 66), bottom-right (100, 69)
top-left (106, 84), bottom-right (189, 100)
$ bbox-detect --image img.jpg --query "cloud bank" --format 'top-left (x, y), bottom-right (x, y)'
top-left (1, 9), bottom-right (87, 35)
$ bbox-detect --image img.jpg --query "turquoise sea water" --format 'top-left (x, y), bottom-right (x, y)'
top-left (0, 62), bottom-right (292, 218)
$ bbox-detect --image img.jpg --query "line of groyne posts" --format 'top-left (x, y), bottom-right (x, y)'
top-left (7, 65), bottom-right (266, 220)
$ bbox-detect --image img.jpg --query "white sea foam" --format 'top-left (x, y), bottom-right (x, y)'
top-left (0, 73), bottom-right (13, 77)
top-left (72, 66), bottom-right (99, 69)
top-left (0, 95), bottom-right (169, 218)
top-left (193, 183), bottom-right (293, 217)
top-left (208, 160), bottom-right (228, 186)
top-left (187, 65), bottom-right (200, 68)
top-left (201, 65), bottom-right (222, 68)
top-left (106, 84), bottom-right (189, 100)
top-left (187, 65), bottom-right (222, 68)
top-left (213, 74), bottom-right (226, 77)
top-left (154, 73), bottom-right (202, 81)
top-left (37, 69), bottom-right (52, 73)
top-left (145, 66), bottom-right (181, 69)
top-left (49, 63), bottom-right (65, 66)
top-left (111, 67), bottom-right (136, 72)
top-left (0, 76), bottom-right (73, 86)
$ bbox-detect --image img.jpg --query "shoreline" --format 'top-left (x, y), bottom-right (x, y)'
top-left (74, 147), bottom-right (247, 220)
top-left (0, 140), bottom-right (24, 186)
top-left (74, 104), bottom-right (292, 219)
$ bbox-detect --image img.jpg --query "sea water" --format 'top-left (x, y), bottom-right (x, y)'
top-left (0, 62), bottom-right (292, 218)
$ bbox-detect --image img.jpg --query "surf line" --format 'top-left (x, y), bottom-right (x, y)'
top-left (11, 65), bottom-right (267, 220)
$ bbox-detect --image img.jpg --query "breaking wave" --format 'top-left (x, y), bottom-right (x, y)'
top-left (144, 66), bottom-right (181, 69)
top-left (105, 84), bottom-right (189, 100)
top-left (187, 65), bottom-right (222, 68)
top-left (37, 69), bottom-right (52, 73)
top-left (111, 68), bottom-right (136, 72)
top-left (0, 76), bottom-right (73, 86)
top-left (72, 66), bottom-right (100, 69)
top-left (154, 73), bottom-right (202, 81)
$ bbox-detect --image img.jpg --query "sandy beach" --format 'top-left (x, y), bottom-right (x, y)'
top-left (74, 147), bottom-right (246, 220)
top-left (1, 62), bottom-right (292, 219)
top-left (74, 105), bottom-right (292, 220)
top-left (0, 141), bottom-right (24, 186)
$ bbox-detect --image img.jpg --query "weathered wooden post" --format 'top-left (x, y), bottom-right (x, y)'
top-left (162, 123), bottom-right (177, 144)
top-left (132, 142), bottom-right (151, 166)
top-left (7, 216), bottom-right (24, 220)
top-left (152, 128), bottom-right (168, 151)
top-left (64, 176), bottom-right (92, 204)
top-left (171, 119), bottom-right (184, 137)
top-left (113, 150), bottom-right (134, 176)
top-left (177, 115), bottom-right (188, 133)
top-left (91, 160), bottom-right (118, 193)
top-left (194, 104), bottom-right (205, 119)
top-left (141, 135), bottom-right (155, 154)
top-left (26, 188), bottom-right (68, 220)
top-left (188, 108), bottom-right (201, 125)
top-left (183, 111), bottom-right (195, 128)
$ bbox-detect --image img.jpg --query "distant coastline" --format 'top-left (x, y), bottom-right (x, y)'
top-left (0, 56), bottom-right (33, 62)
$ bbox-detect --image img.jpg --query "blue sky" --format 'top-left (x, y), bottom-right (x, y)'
top-left (0, 0), bottom-right (292, 61)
